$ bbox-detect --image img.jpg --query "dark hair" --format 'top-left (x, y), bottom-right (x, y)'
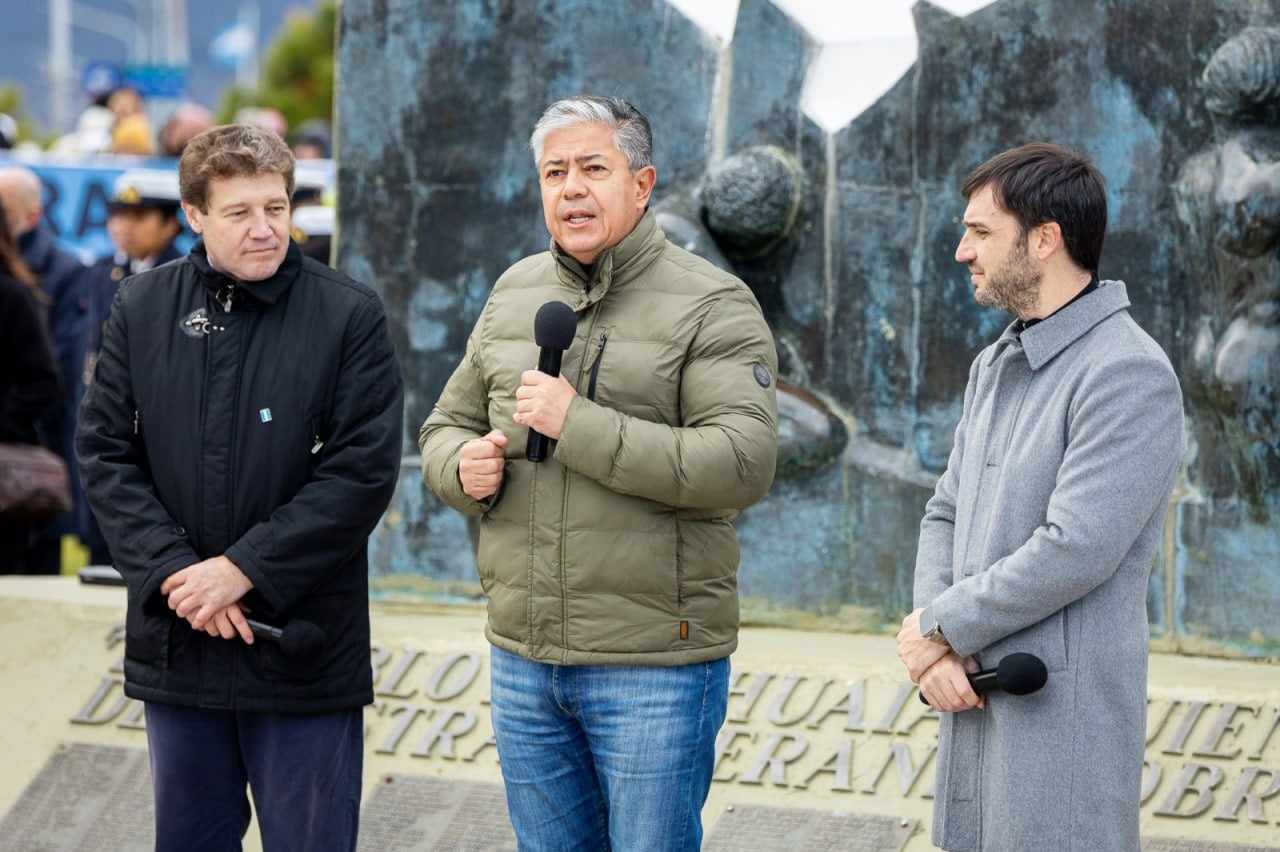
top-left (961, 143), bottom-right (1107, 273)
top-left (0, 202), bottom-right (38, 296)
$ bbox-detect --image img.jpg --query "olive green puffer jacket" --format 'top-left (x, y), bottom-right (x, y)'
top-left (420, 212), bottom-right (778, 666)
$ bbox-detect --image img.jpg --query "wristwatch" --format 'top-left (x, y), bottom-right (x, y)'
top-left (920, 609), bottom-right (948, 646)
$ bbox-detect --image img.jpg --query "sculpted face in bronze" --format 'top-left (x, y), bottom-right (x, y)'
top-left (1175, 26), bottom-right (1280, 508)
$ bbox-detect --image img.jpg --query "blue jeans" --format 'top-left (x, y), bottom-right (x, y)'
top-left (488, 646), bottom-right (729, 852)
top-left (144, 702), bottom-right (363, 852)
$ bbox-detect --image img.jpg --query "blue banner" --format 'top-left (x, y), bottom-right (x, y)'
top-left (123, 64), bottom-right (189, 99)
top-left (0, 155), bottom-right (183, 261)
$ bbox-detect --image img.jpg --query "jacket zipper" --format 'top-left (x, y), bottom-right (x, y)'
top-left (227, 313), bottom-right (251, 546)
top-left (558, 306), bottom-right (598, 656)
top-left (225, 296), bottom-right (252, 707)
top-left (586, 331), bottom-right (608, 401)
top-left (197, 299), bottom-right (211, 565)
top-left (133, 410), bottom-right (141, 436)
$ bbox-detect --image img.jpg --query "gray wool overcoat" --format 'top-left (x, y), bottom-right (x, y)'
top-left (913, 282), bottom-right (1184, 852)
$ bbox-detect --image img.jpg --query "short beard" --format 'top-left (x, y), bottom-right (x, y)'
top-left (976, 238), bottom-right (1041, 317)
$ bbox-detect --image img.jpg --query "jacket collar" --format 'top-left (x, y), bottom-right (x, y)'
top-left (552, 210), bottom-right (666, 309)
top-left (188, 238), bottom-right (303, 305)
top-left (1011, 279), bottom-right (1131, 370)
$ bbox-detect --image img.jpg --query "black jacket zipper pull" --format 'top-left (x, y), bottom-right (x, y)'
top-left (133, 410), bottom-right (141, 435)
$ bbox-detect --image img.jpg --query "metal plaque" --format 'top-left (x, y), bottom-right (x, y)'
top-left (1144, 839), bottom-right (1280, 852)
top-left (356, 775), bottom-right (516, 852)
top-left (705, 804), bottom-right (916, 852)
top-left (0, 742), bottom-right (153, 852)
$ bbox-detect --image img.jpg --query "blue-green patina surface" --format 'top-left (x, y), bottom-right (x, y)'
top-left (338, 0), bottom-right (1280, 657)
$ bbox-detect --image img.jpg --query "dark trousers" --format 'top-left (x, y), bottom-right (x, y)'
top-left (144, 702), bottom-right (363, 852)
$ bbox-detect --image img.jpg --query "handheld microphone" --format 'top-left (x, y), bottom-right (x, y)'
top-left (526, 300), bottom-right (578, 462)
top-left (245, 618), bottom-right (326, 660)
top-left (918, 652), bottom-right (1048, 706)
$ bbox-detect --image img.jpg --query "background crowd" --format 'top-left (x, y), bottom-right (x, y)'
top-left (0, 81), bottom-right (333, 575)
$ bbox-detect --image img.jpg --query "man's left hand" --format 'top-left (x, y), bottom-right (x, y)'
top-left (897, 608), bottom-right (950, 682)
top-left (513, 370), bottom-right (577, 440)
top-left (162, 555), bottom-right (254, 631)
top-left (919, 653), bottom-right (984, 713)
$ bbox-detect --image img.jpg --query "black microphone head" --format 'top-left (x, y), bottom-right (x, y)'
top-left (534, 301), bottom-right (578, 351)
top-left (279, 620), bottom-right (326, 659)
top-left (996, 652), bottom-right (1048, 695)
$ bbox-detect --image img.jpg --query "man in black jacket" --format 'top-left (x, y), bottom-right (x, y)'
top-left (77, 124), bottom-right (404, 852)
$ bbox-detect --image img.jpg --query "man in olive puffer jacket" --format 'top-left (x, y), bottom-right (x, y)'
top-left (420, 96), bottom-right (778, 851)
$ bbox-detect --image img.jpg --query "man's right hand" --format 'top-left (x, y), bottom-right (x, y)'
top-left (201, 601), bottom-right (254, 644)
top-left (919, 653), bottom-right (984, 713)
top-left (459, 429), bottom-right (508, 501)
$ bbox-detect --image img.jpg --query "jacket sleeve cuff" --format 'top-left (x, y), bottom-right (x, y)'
top-left (919, 605), bottom-right (940, 639)
top-left (926, 591), bottom-right (978, 658)
top-left (224, 539), bottom-right (284, 614)
top-left (554, 396), bottom-right (621, 483)
top-left (428, 442), bottom-right (497, 517)
top-left (137, 548), bottom-right (200, 615)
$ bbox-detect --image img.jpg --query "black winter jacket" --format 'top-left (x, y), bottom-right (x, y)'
top-left (0, 274), bottom-right (59, 444)
top-left (23, 221), bottom-right (90, 535)
top-left (76, 240), bottom-right (404, 712)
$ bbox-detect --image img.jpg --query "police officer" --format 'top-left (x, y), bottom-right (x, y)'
top-left (86, 170), bottom-right (185, 355)
top-left (83, 169), bottom-right (185, 564)
top-left (290, 203), bottom-right (333, 266)
top-left (289, 163), bottom-right (333, 266)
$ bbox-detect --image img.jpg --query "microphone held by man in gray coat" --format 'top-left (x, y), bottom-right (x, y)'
top-left (918, 652), bottom-right (1048, 706)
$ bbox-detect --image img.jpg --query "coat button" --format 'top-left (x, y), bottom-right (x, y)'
top-left (173, 526), bottom-right (186, 536)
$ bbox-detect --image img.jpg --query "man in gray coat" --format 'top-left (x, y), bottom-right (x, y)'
top-left (897, 143), bottom-right (1184, 851)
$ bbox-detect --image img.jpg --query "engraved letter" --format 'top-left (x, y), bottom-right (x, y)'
top-left (425, 652), bottom-right (482, 702)
top-left (1212, 768), bottom-right (1280, 824)
top-left (740, 734), bottom-right (809, 787)
top-left (795, 742), bottom-right (854, 792)
top-left (1193, 703), bottom-right (1259, 759)
top-left (1153, 762), bottom-right (1224, 818)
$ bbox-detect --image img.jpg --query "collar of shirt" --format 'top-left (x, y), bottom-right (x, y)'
top-left (1010, 279), bottom-right (1132, 371)
top-left (1014, 274), bottom-right (1099, 335)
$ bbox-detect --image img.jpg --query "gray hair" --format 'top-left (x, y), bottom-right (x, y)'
top-left (529, 96), bottom-right (653, 172)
